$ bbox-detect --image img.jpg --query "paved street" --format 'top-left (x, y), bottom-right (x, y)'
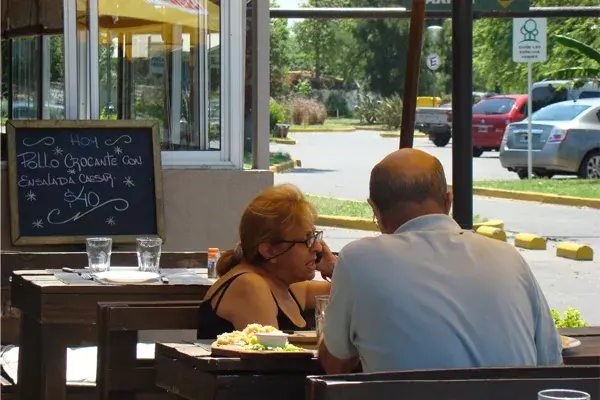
top-left (321, 226), bottom-right (600, 326)
top-left (269, 131), bottom-right (599, 324)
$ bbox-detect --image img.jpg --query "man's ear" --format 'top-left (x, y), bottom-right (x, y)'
top-left (445, 191), bottom-right (454, 215)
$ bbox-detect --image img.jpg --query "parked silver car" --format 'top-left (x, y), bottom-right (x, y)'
top-left (499, 98), bottom-right (600, 179)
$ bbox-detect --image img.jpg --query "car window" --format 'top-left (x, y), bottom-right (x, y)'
top-left (579, 91), bottom-right (600, 99)
top-left (472, 98), bottom-right (516, 115)
top-left (532, 85), bottom-right (568, 112)
top-left (532, 103), bottom-right (591, 121)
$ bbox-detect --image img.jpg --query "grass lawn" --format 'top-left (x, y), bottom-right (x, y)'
top-left (307, 195), bottom-right (485, 222)
top-left (243, 151), bottom-right (291, 169)
top-left (289, 117), bottom-right (388, 132)
top-left (475, 179), bottom-right (600, 199)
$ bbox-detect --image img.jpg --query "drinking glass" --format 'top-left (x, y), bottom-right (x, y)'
top-left (315, 295), bottom-right (330, 339)
top-left (538, 389), bottom-right (590, 400)
top-left (85, 237), bottom-right (112, 272)
top-left (137, 237), bottom-right (162, 273)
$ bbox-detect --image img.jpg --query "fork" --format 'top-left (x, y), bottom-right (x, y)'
top-left (80, 273), bottom-right (93, 280)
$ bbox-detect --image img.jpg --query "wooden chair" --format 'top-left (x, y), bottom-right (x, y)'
top-left (96, 300), bottom-right (203, 400)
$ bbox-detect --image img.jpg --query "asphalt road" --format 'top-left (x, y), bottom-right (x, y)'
top-left (272, 131), bottom-right (600, 322)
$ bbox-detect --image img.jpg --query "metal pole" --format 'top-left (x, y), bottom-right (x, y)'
top-left (527, 61), bottom-right (533, 180)
top-left (451, 0), bottom-right (474, 230)
top-left (399, 0), bottom-right (426, 149)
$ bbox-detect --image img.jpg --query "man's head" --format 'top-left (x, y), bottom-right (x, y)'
top-left (368, 149), bottom-right (452, 234)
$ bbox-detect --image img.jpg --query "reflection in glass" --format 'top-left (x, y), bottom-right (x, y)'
top-left (96, 0), bottom-right (221, 151)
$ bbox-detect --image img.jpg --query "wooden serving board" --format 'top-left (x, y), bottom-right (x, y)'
top-left (288, 331), bottom-right (318, 345)
top-left (211, 342), bottom-right (315, 359)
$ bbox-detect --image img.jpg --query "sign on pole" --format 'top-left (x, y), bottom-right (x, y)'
top-left (400, 0), bottom-right (529, 12)
top-left (426, 54), bottom-right (441, 71)
top-left (512, 17), bottom-right (547, 180)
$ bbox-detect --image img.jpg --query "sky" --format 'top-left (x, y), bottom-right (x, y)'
top-left (275, 0), bottom-right (304, 26)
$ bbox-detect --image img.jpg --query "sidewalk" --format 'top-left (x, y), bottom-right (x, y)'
top-left (320, 226), bottom-right (600, 326)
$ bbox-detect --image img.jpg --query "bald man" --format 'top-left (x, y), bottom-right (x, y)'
top-left (318, 149), bottom-right (562, 374)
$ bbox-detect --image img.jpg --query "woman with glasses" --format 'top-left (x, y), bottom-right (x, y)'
top-left (197, 184), bottom-right (336, 339)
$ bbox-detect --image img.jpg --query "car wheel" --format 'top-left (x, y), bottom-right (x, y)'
top-left (472, 148), bottom-right (484, 158)
top-left (432, 134), bottom-right (451, 147)
top-left (578, 151), bottom-right (600, 179)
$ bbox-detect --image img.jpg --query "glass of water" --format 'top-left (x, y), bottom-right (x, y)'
top-left (315, 295), bottom-right (330, 339)
top-left (137, 237), bottom-right (162, 273)
top-left (86, 237), bottom-right (112, 272)
top-left (538, 389), bottom-right (590, 400)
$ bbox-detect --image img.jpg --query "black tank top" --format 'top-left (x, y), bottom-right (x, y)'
top-left (197, 272), bottom-right (315, 339)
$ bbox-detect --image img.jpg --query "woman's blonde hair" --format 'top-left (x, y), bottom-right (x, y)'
top-left (216, 184), bottom-right (317, 276)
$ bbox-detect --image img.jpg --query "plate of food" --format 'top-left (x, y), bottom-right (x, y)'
top-left (93, 270), bottom-right (160, 284)
top-left (211, 324), bottom-right (315, 359)
top-left (561, 335), bottom-right (581, 350)
top-left (288, 330), bottom-right (318, 344)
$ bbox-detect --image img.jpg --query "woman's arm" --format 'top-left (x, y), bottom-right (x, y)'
top-left (290, 280), bottom-right (331, 310)
top-left (219, 273), bottom-right (280, 330)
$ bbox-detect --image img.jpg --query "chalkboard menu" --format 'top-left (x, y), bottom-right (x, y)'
top-left (7, 120), bottom-right (165, 245)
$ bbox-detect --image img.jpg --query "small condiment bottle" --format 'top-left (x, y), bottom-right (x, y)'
top-left (207, 248), bottom-right (220, 279)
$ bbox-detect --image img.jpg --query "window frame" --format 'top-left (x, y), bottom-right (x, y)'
top-left (66, 0), bottom-right (245, 169)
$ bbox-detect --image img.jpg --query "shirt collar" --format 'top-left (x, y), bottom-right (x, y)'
top-left (394, 214), bottom-right (462, 235)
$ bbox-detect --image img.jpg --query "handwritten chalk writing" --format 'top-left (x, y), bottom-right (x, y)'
top-left (122, 155), bottom-right (142, 166)
top-left (22, 136), bottom-right (55, 147)
top-left (78, 173), bottom-right (115, 188)
top-left (18, 174), bottom-right (77, 188)
top-left (70, 134), bottom-right (99, 148)
top-left (64, 153), bottom-right (118, 172)
top-left (17, 152), bottom-right (60, 169)
top-left (64, 186), bottom-right (100, 208)
top-left (47, 198), bottom-right (129, 225)
top-left (105, 135), bottom-right (132, 147)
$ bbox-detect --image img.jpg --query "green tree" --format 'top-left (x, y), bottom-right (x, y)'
top-left (270, 1), bottom-right (292, 97)
top-left (545, 35), bottom-right (600, 84)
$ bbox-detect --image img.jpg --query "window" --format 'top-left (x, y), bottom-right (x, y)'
top-left (472, 98), bottom-right (516, 115)
top-left (531, 85), bottom-right (568, 113)
top-left (71, 0), bottom-right (244, 168)
top-left (532, 103), bottom-right (590, 122)
top-left (579, 91), bottom-right (600, 99)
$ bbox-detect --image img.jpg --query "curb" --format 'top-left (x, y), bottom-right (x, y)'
top-left (315, 215), bottom-right (378, 232)
top-left (556, 242), bottom-right (594, 261)
top-left (475, 226), bottom-right (507, 242)
top-left (514, 233), bottom-right (547, 250)
top-left (270, 159), bottom-right (301, 173)
top-left (379, 132), bottom-right (428, 138)
top-left (270, 138), bottom-right (297, 145)
top-left (468, 186), bottom-right (600, 210)
top-left (289, 126), bottom-right (356, 133)
top-left (473, 219), bottom-right (504, 230)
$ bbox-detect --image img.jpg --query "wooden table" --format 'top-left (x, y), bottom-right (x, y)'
top-left (10, 268), bottom-right (214, 400)
top-left (155, 328), bottom-right (600, 400)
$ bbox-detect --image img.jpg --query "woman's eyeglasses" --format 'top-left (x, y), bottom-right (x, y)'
top-left (281, 230), bottom-right (324, 248)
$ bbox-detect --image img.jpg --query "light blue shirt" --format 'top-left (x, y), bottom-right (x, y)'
top-left (323, 214), bottom-right (562, 373)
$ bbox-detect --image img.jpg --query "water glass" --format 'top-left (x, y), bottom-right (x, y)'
top-left (85, 237), bottom-right (112, 272)
top-left (137, 237), bottom-right (162, 273)
top-left (538, 389), bottom-right (591, 400)
top-left (315, 295), bottom-right (330, 339)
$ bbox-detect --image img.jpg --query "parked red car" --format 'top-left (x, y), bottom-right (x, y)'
top-left (472, 94), bottom-right (528, 157)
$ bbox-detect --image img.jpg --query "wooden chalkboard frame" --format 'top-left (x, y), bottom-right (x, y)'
top-left (7, 120), bottom-right (165, 245)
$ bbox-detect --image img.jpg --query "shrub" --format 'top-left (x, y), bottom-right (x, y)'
top-left (269, 100), bottom-right (289, 133)
top-left (325, 92), bottom-right (350, 117)
top-left (355, 93), bottom-right (379, 124)
top-left (376, 95), bottom-right (403, 130)
top-left (290, 97), bottom-right (327, 125)
top-left (552, 307), bottom-right (588, 328)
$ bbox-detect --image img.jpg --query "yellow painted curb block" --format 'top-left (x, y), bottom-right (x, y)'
top-left (475, 226), bottom-right (507, 242)
top-left (473, 219), bottom-right (504, 230)
top-left (270, 159), bottom-right (301, 173)
top-left (471, 187), bottom-right (600, 210)
top-left (379, 132), bottom-right (428, 138)
top-left (315, 215), bottom-right (378, 232)
top-left (514, 233), bottom-right (547, 250)
top-left (270, 138), bottom-right (296, 145)
top-left (556, 242), bottom-right (594, 261)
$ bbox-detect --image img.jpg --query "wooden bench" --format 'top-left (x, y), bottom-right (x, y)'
top-left (0, 251), bottom-right (207, 345)
top-left (96, 300), bottom-right (204, 400)
top-left (306, 367), bottom-right (600, 400)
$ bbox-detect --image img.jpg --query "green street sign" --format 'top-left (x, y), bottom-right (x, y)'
top-left (399, 0), bottom-right (529, 12)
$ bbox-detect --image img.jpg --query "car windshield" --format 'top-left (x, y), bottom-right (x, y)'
top-left (532, 103), bottom-right (591, 121)
top-left (472, 98), bottom-right (516, 115)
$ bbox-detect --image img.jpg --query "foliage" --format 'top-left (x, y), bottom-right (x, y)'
top-left (293, 79), bottom-right (313, 97)
top-left (376, 95), bottom-right (403, 130)
top-left (270, 1), bottom-right (292, 97)
top-left (289, 97), bottom-right (327, 125)
top-left (269, 99), bottom-right (289, 132)
top-left (355, 93), bottom-right (379, 124)
top-left (552, 307), bottom-right (588, 328)
top-left (325, 92), bottom-right (351, 117)
top-left (544, 35), bottom-right (600, 86)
